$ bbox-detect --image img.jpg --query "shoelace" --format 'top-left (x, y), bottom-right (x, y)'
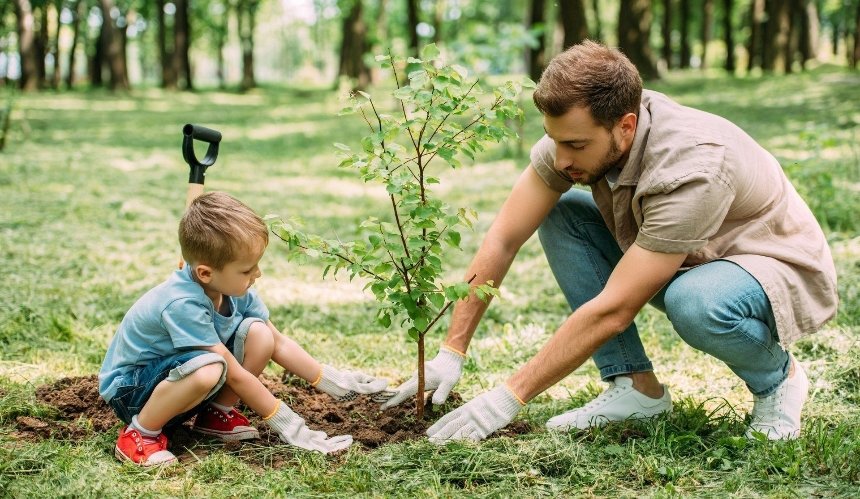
top-left (580, 382), bottom-right (625, 411)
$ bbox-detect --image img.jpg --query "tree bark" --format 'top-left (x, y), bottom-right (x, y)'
top-left (50, 0), bottom-right (62, 89)
top-left (36, 4), bottom-right (47, 87)
top-left (558, 0), bottom-right (588, 50)
top-left (746, 0), bottom-right (764, 71)
top-left (239, 0), bottom-right (259, 91)
top-left (99, 0), bottom-right (130, 90)
top-left (173, 0), bottom-right (192, 90)
top-left (157, 0), bottom-right (176, 89)
top-left (797, 0), bottom-right (819, 68)
top-left (662, 0), bottom-right (673, 69)
top-left (591, 0), bottom-right (603, 41)
top-left (763, 0), bottom-right (790, 72)
top-left (66, 0), bottom-right (85, 88)
top-left (406, 0), bottom-right (419, 56)
top-left (701, 0), bottom-right (714, 69)
top-left (679, 0), bottom-right (690, 68)
top-left (854, 0), bottom-right (860, 68)
top-left (13, 0), bottom-right (39, 91)
top-left (526, 0), bottom-right (546, 82)
top-left (337, 0), bottom-right (371, 90)
top-left (618, 0), bottom-right (659, 80)
top-left (723, 0), bottom-right (735, 72)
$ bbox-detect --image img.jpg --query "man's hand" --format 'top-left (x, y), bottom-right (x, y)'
top-left (380, 346), bottom-right (465, 410)
top-left (264, 402), bottom-right (353, 453)
top-left (312, 364), bottom-right (389, 401)
top-left (426, 385), bottom-right (524, 442)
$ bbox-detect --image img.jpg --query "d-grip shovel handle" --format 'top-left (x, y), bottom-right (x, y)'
top-left (182, 123), bottom-right (221, 185)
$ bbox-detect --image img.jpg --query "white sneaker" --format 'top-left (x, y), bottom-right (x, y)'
top-left (545, 376), bottom-right (672, 431)
top-left (746, 355), bottom-right (809, 440)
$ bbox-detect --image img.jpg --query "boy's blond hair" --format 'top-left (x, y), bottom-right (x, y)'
top-left (533, 40), bottom-right (642, 130)
top-left (179, 192), bottom-right (269, 269)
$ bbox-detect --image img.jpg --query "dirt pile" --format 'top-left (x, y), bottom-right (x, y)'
top-left (13, 375), bottom-right (532, 453)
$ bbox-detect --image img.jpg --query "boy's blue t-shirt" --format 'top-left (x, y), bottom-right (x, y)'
top-left (98, 264), bottom-right (269, 401)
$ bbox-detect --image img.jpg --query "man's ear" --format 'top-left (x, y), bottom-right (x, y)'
top-left (194, 264), bottom-right (214, 283)
top-left (617, 112), bottom-right (638, 149)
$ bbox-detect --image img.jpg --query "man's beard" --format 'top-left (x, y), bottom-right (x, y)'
top-left (577, 136), bottom-right (625, 186)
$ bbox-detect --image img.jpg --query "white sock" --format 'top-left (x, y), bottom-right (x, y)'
top-left (209, 401), bottom-right (233, 413)
top-left (128, 414), bottom-right (161, 437)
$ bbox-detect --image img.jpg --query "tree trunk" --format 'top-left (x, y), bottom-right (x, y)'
top-left (797, 0), bottom-right (819, 68)
top-left (416, 333), bottom-right (425, 420)
top-left (173, 0), bottom-right (192, 90)
top-left (679, 0), bottom-right (690, 68)
top-left (558, 0), bottom-right (588, 50)
top-left (239, 0), bottom-right (259, 91)
top-left (526, 0), bottom-right (546, 82)
top-left (701, 0), bottom-right (714, 69)
top-left (618, 0), bottom-right (659, 80)
top-left (854, 0), bottom-right (860, 68)
top-left (13, 0), bottom-right (39, 91)
top-left (337, 0), bottom-right (371, 90)
top-left (406, 0), bottom-right (419, 56)
top-left (723, 0), bottom-right (735, 72)
top-left (91, 15), bottom-right (105, 87)
top-left (763, 0), bottom-right (790, 72)
top-left (746, 0), bottom-right (764, 71)
top-left (36, 4), bottom-right (47, 87)
top-left (157, 0), bottom-right (176, 89)
top-left (591, 0), bottom-right (603, 41)
top-left (99, 0), bottom-right (130, 90)
top-left (50, 1), bottom-right (62, 88)
top-left (432, 0), bottom-right (445, 45)
top-left (662, 0), bottom-right (673, 69)
top-left (66, 0), bottom-right (84, 88)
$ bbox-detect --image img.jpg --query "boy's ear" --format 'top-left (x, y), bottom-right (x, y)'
top-left (194, 264), bottom-right (214, 283)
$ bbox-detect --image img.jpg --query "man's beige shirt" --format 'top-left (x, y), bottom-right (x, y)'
top-left (530, 90), bottom-right (838, 346)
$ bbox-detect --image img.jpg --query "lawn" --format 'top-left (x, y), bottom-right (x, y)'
top-left (0, 66), bottom-right (858, 497)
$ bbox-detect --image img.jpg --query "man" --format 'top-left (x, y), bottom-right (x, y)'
top-left (381, 41), bottom-right (838, 442)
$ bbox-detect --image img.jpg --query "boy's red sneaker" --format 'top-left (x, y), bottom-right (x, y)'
top-left (193, 405), bottom-right (260, 441)
top-left (114, 427), bottom-right (177, 466)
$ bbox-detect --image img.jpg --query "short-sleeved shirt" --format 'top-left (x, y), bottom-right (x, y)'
top-left (529, 89), bottom-right (838, 346)
top-left (98, 264), bottom-right (270, 401)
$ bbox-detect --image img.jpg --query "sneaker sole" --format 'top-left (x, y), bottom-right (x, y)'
top-left (114, 446), bottom-right (177, 467)
top-left (192, 427), bottom-right (260, 441)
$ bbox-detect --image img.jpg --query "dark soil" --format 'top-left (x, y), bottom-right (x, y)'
top-left (13, 375), bottom-right (533, 456)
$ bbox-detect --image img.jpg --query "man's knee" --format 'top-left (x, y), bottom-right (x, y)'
top-left (538, 189), bottom-right (599, 243)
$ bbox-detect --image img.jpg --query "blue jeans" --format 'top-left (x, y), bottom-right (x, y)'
top-left (538, 189), bottom-right (790, 396)
top-left (107, 317), bottom-right (262, 426)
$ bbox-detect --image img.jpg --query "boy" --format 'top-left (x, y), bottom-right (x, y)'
top-left (99, 192), bottom-right (388, 465)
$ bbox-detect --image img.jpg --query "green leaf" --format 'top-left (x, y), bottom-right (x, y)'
top-left (356, 90), bottom-right (371, 100)
top-left (406, 57), bottom-right (423, 64)
top-left (378, 312), bottom-right (392, 328)
top-left (333, 142), bottom-right (351, 151)
top-left (428, 292), bottom-right (445, 309)
top-left (446, 231), bottom-right (461, 247)
top-left (421, 43), bottom-right (441, 61)
top-left (375, 54), bottom-right (391, 62)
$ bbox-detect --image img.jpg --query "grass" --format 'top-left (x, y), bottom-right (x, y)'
top-left (1, 65), bottom-right (858, 497)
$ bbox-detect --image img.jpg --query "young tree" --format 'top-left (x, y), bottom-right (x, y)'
top-left (618, 0), bottom-right (659, 80)
top-left (270, 46), bottom-right (528, 420)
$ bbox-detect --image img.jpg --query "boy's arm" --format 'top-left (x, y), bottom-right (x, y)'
top-left (200, 342), bottom-right (279, 417)
top-left (267, 321), bottom-right (321, 383)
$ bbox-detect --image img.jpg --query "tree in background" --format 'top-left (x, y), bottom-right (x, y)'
top-left (98, 0), bottom-right (130, 90)
top-left (723, 0), bottom-right (735, 73)
top-left (65, 0), bottom-right (86, 89)
top-left (618, 0), bottom-right (659, 80)
top-left (173, 0), bottom-right (193, 90)
top-left (337, 0), bottom-right (371, 90)
top-left (558, 0), bottom-right (589, 51)
top-left (14, 0), bottom-right (39, 91)
top-left (406, 0), bottom-right (419, 57)
top-left (238, 0), bottom-right (260, 91)
top-left (700, 0), bottom-right (713, 69)
top-left (661, 0), bottom-right (673, 69)
top-left (525, 0), bottom-right (546, 81)
top-left (679, 0), bottom-right (690, 68)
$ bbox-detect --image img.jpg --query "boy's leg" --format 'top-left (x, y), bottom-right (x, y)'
top-left (539, 190), bottom-right (670, 431)
top-left (658, 260), bottom-right (806, 439)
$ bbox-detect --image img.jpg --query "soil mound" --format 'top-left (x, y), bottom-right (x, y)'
top-left (13, 375), bottom-right (533, 454)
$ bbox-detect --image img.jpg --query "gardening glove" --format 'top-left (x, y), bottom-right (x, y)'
top-left (264, 402), bottom-right (353, 454)
top-left (426, 385), bottom-right (524, 443)
top-left (380, 345), bottom-right (465, 410)
top-left (312, 364), bottom-right (389, 401)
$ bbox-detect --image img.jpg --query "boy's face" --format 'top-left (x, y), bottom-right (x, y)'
top-left (196, 244), bottom-right (265, 297)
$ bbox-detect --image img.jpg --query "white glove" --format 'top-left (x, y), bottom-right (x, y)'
top-left (426, 385), bottom-right (523, 443)
top-left (312, 364), bottom-right (389, 401)
top-left (265, 402), bottom-right (353, 454)
top-left (380, 346), bottom-right (465, 410)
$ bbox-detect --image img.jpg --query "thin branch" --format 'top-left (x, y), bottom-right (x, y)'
top-left (390, 52), bottom-right (420, 152)
top-left (418, 274), bottom-right (478, 336)
top-left (390, 194), bottom-right (412, 261)
top-left (425, 80), bottom-right (479, 148)
top-left (270, 229), bottom-right (385, 282)
top-left (358, 107), bottom-right (375, 133)
top-left (379, 222), bottom-right (409, 281)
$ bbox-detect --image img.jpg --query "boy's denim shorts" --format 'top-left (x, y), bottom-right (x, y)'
top-left (107, 317), bottom-right (264, 427)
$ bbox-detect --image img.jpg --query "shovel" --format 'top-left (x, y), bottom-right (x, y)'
top-left (179, 123), bottom-right (222, 268)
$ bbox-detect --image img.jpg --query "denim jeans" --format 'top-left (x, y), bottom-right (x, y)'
top-left (537, 189), bottom-right (790, 396)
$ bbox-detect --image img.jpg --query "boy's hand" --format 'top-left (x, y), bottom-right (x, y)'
top-left (265, 402), bottom-right (353, 454)
top-left (313, 364), bottom-right (389, 401)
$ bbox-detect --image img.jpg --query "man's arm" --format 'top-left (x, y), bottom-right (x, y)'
top-left (507, 243), bottom-right (686, 401)
top-left (444, 166), bottom-right (561, 353)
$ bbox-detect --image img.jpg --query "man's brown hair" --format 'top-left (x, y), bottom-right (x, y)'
top-left (533, 40), bottom-right (642, 129)
top-left (179, 191), bottom-right (268, 269)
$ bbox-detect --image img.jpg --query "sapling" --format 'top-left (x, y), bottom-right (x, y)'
top-left (269, 45), bottom-right (531, 419)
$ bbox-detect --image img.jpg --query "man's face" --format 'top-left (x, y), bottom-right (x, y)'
top-left (543, 106), bottom-right (632, 186)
